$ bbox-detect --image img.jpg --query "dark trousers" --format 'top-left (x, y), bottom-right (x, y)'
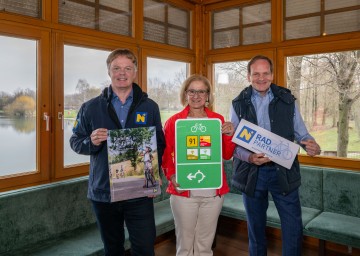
top-left (243, 166), bottom-right (303, 256)
top-left (91, 197), bottom-right (156, 256)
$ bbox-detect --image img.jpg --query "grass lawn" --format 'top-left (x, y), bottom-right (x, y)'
top-left (161, 110), bottom-right (178, 124)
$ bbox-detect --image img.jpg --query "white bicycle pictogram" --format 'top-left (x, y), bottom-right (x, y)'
top-left (191, 123), bottom-right (206, 132)
top-left (274, 141), bottom-right (293, 160)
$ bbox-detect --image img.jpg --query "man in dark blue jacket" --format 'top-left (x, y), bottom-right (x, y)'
top-left (70, 48), bottom-right (165, 256)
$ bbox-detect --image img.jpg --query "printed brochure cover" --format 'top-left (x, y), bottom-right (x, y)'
top-left (107, 126), bottom-right (161, 202)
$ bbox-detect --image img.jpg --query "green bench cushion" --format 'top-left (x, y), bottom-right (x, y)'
top-left (221, 193), bottom-right (247, 220)
top-left (266, 201), bottom-right (321, 229)
top-left (154, 199), bottom-right (174, 236)
top-left (1, 198), bottom-right (172, 256)
top-left (305, 211), bottom-right (360, 248)
top-left (221, 193), bottom-right (321, 231)
top-left (0, 177), bottom-right (95, 254)
top-left (299, 166), bottom-right (323, 210)
top-left (322, 169), bottom-right (360, 218)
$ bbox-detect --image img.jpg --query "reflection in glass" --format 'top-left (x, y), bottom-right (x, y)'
top-left (0, 36), bottom-right (37, 176)
top-left (214, 61), bottom-right (249, 120)
top-left (64, 45), bottom-right (110, 166)
top-left (287, 51), bottom-right (360, 159)
top-left (146, 57), bottom-right (188, 124)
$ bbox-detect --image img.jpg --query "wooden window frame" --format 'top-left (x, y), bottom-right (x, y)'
top-left (0, 22), bottom-right (51, 191)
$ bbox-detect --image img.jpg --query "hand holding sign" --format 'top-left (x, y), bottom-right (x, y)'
top-left (232, 119), bottom-right (300, 169)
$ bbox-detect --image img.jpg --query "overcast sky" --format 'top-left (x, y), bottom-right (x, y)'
top-left (0, 35), bottom-right (186, 96)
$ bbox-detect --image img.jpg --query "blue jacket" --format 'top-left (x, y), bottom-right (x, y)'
top-left (70, 84), bottom-right (165, 202)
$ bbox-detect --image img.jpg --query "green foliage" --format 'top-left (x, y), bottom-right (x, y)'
top-left (108, 127), bottom-right (156, 169)
top-left (4, 95), bottom-right (36, 116)
top-left (64, 110), bottom-right (78, 119)
top-left (160, 110), bottom-right (178, 124)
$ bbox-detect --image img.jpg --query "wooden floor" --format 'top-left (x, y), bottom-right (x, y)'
top-left (154, 216), bottom-right (360, 256)
top-left (154, 231), bottom-right (320, 256)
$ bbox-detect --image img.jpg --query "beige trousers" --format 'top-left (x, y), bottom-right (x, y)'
top-left (170, 194), bottom-right (225, 256)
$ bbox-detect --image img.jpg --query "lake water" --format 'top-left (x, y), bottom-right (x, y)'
top-left (0, 115), bottom-right (89, 177)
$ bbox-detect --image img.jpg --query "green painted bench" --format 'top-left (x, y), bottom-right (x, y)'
top-left (220, 160), bottom-right (360, 254)
top-left (0, 176), bottom-right (174, 256)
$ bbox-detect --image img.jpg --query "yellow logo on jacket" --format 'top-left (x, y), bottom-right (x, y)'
top-left (135, 112), bottom-right (147, 124)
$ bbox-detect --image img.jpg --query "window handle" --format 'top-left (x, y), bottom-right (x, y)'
top-left (58, 112), bottom-right (64, 130)
top-left (43, 112), bottom-right (50, 131)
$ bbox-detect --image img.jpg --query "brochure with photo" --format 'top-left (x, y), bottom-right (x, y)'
top-left (107, 126), bottom-right (161, 202)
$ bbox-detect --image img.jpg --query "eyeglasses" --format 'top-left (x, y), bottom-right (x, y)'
top-left (111, 66), bottom-right (135, 74)
top-left (186, 89), bottom-right (208, 97)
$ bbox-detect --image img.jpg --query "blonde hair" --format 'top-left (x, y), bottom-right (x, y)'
top-left (179, 74), bottom-right (214, 107)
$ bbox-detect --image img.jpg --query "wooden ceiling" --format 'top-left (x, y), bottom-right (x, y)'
top-left (182, 0), bottom-right (228, 5)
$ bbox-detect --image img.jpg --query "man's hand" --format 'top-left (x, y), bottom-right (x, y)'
top-left (301, 139), bottom-right (321, 157)
top-left (248, 153), bottom-right (271, 165)
top-left (91, 128), bottom-right (108, 146)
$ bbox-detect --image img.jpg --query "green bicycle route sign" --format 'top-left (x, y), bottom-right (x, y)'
top-left (175, 118), bottom-right (222, 189)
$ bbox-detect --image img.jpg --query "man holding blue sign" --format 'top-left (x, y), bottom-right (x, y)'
top-left (230, 55), bottom-right (321, 256)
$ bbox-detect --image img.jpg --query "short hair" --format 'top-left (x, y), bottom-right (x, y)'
top-left (247, 55), bottom-right (273, 74)
top-left (106, 48), bottom-right (138, 71)
top-left (179, 74), bottom-right (214, 107)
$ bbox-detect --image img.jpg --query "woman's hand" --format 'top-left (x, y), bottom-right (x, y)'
top-left (170, 175), bottom-right (182, 193)
top-left (222, 122), bottom-right (235, 136)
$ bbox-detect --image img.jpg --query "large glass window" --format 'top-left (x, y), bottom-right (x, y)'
top-left (0, 36), bottom-right (37, 177)
top-left (287, 51), bottom-right (360, 159)
top-left (214, 61), bottom-right (249, 119)
top-left (63, 45), bottom-right (110, 166)
top-left (146, 57), bottom-right (189, 124)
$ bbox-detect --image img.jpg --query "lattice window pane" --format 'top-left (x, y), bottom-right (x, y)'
top-left (285, 17), bottom-right (320, 40)
top-left (285, 0), bottom-right (320, 17)
top-left (144, 0), bottom-right (165, 22)
top-left (59, 0), bottom-right (131, 36)
top-left (144, 21), bottom-right (165, 44)
top-left (100, 0), bottom-right (130, 10)
top-left (325, 0), bottom-right (359, 10)
top-left (169, 28), bottom-right (187, 48)
top-left (99, 10), bottom-right (130, 36)
top-left (213, 9), bottom-right (239, 30)
top-left (212, 1), bottom-right (271, 49)
top-left (59, 1), bottom-right (95, 29)
top-left (213, 29), bottom-right (239, 49)
top-left (168, 6), bottom-right (187, 27)
top-left (325, 10), bottom-right (360, 35)
top-left (143, 0), bottom-right (190, 49)
top-left (0, 0), bottom-right (40, 18)
top-left (243, 2), bottom-right (270, 24)
top-left (243, 24), bottom-right (271, 45)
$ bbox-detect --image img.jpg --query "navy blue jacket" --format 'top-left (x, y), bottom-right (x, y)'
top-left (70, 83), bottom-right (165, 202)
top-left (231, 83), bottom-right (301, 197)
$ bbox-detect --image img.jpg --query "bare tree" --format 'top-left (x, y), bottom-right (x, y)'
top-left (302, 51), bottom-right (360, 156)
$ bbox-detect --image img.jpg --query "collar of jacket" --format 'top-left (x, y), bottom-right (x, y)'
top-left (177, 105), bottom-right (213, 118)
top-left (233, 83), bottom-right (295, 105)
top-left (101, 83), bottom-right (147, 128)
